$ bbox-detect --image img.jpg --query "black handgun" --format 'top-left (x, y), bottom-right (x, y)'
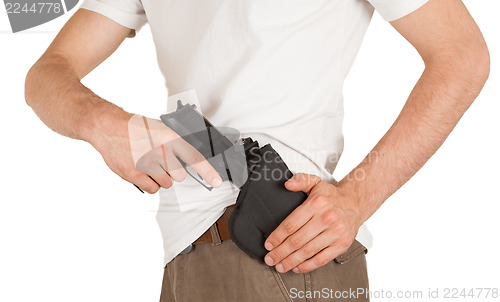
top-left (160, 100), bottom-right (258, 190)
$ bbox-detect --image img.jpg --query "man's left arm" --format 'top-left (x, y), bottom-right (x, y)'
top-left (264, 0), bottom-right (490, 273)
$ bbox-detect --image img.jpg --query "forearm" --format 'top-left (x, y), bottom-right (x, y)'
top-left (338, 55), bottom-right (490, 226)
top-left (264, 0), bottom-right (491, 273)
top-left (25, 53), bottom-right (130, 146)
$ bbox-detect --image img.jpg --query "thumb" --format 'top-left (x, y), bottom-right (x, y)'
top-left (285, 173), bottom-right (322, 195)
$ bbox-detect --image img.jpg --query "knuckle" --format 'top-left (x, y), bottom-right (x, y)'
top-left (283, 220), bottom-right (297, 233)
top-left (289, 235), bottom-right (303, 249)
top-left (321, 210), bottom-right (338, 225)
top-left (188, 152), bottom-right (205, 165)
top-left (304, 174), bottom-right (321, 186)
top-left (294, 173), bottom-right (306, 179)
top-left (311, 196), bottom-right (329, 209)
top-left (281, 258), bottom-right (296, 271)
top-left (301, 245), bottom-right (315, 257)
top-left (310, 175), bottom-right (321, 183)
top-left (314, 256), bottom-right (329, 267)
top-left (332, 222), bottom-right (346, 234)
top-left (271, 250), bottom-right (284, 261)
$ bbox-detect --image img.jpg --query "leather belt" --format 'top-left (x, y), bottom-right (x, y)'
top-left (193, 205), bottom-right (235, 245)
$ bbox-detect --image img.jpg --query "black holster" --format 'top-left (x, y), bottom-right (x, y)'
top-left (228, 142), bottom-right (307, 260)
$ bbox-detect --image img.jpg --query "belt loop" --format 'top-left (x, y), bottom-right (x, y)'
top-left (209, 222), bottom-right (222, 246)
top-left (270, 267), bottom-right (293, 302)
top-left (304, 272), bottom-right (315, 302)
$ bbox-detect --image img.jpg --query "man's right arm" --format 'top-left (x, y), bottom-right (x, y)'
top-left (25, 9), bottom-right (222, 193)
top-left (26, 9), bottom-right (131, 141)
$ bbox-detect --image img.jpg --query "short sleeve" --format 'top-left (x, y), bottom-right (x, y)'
top-left (366, 0), bottom-right (430, 22)
top-left (80, 0), bottom-right (147, 36)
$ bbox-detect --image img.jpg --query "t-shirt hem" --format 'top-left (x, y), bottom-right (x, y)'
top-left (378, 0), bottom-right (430, 22)
top-left (80, 1), bottom-right (147, 31)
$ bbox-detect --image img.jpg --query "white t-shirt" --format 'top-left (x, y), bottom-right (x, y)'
top-left (81, 0), bottom-right (429, 265)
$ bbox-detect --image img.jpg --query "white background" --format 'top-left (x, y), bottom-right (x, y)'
top-left (0, 1), bottom-right (498, 301)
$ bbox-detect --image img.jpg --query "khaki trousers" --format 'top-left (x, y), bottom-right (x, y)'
top-left (160, 239), bottom-right (369, 302)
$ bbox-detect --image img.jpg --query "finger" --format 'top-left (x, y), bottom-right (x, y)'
top-left (135, 148), bottom-right (166, 175)
top-left (294, 240), bottom-right (352, 274)
top-left (131, 172), bottom-right (161, 194)
top-left (264, 202), bottom-right (315, 252)
top-left (264, 214), bottom-right (327, 268)
top-left (146, 151), bottom-right (174, 188)
top-left (285, 173), bottom-right (322, 194)
top-left (148, 173), bottom-right (173, 189)
top-left (275, 230), bottom-right (337, 273)
top-left (162, 146), bottom-right (186, 182)
top-left (172, 139), bottom-right (222, 188)
top-left (293, 245), bottom-right (339, 274)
